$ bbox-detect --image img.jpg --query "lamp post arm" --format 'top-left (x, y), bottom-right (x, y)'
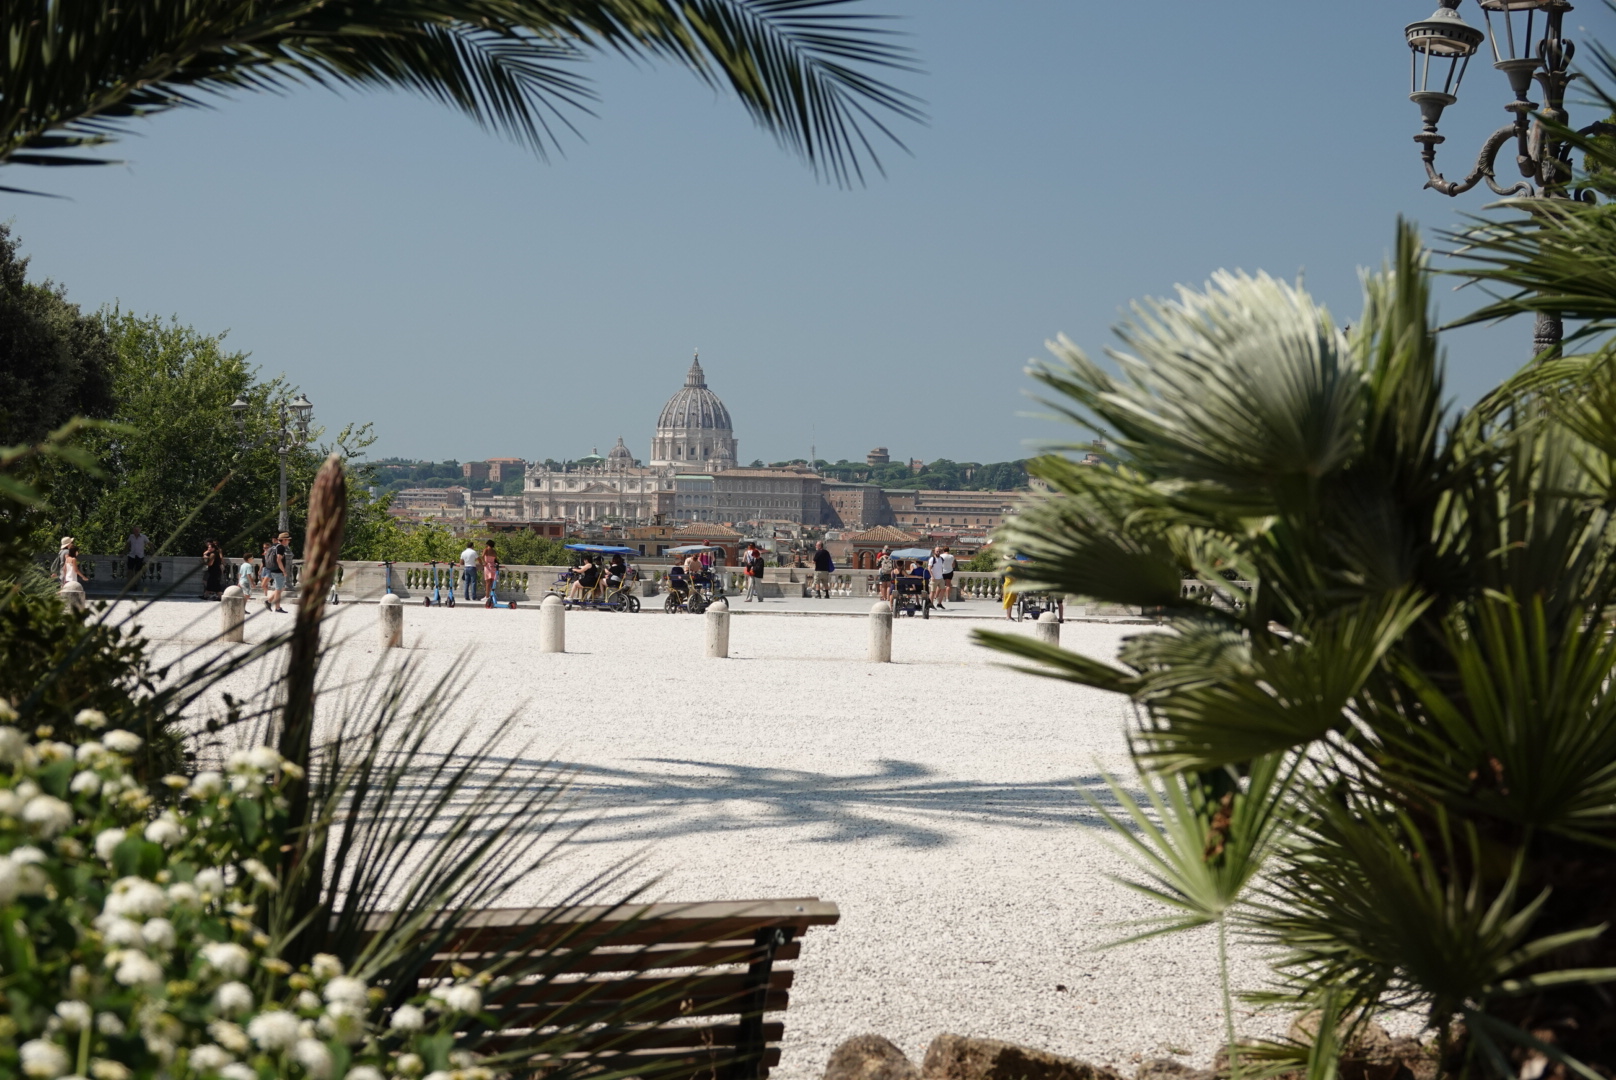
top-left (1425, 124), bottom-right (1536, 198)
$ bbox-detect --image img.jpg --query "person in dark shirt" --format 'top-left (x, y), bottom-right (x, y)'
top-left (811, 541), bottom-right (835, 599)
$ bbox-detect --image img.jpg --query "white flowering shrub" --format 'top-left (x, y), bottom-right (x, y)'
top-left (0, 706), bottom-right (494, 1080)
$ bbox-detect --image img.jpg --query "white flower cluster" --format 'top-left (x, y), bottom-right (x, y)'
top-left (3, 715), bottom-right (490, 1080)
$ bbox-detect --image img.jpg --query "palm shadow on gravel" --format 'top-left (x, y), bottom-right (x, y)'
top-left (359, 755), bottom-right (1125, 849)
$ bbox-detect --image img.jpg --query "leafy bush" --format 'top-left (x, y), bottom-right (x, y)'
top-left (0, 714), bottom-right (489, 1080)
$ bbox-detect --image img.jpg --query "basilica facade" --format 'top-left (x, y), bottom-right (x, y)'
top-left (519, 355), bottom-right (820, 527)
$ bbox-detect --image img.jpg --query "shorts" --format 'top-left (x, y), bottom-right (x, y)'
top-left (942, 572), bottom-right (954, 581)
top-left (878, 572), bottom-right (892, 583)
top-left (268, 572), bottom-right (286, 590)
top-left (813, 570), bottom-right (831, 586)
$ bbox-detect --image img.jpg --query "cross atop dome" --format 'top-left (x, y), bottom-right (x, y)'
top-left (685, 350), bottom-right (706, 389)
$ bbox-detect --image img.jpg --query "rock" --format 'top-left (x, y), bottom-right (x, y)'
top-left (1283, 1016), bottom-right (1418, 1080)
top-left (922, 1034), bottom-right (1127, 1080)
top-left (1135, 1058), bottom-right (1215, 1080)
top-left (825, 1035), bottom-right (921, 1080)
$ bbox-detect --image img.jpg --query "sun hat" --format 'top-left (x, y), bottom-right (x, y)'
top-left (60, 536), bottom-right (74, 549)
top-left (276, 531), bottom-right (291, 541)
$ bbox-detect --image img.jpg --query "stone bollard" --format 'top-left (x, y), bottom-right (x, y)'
top-left (540, 593), bottom-right (565, 653)
top-left (705, 598), bottom-right (730, 659)
top-left (60, 582), bottom-right (86, 613)
top-left (868, 601), bottom-right (892, 663)
top-left (221, 585), bottom-right (246, 642)
top-left (1035, 610), bottom-right (1061, 647)
top-left (379, 593), bottom-right (404, 649)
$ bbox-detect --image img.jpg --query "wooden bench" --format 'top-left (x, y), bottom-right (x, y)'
top-left (368, 898), bottom-right (840, 1080)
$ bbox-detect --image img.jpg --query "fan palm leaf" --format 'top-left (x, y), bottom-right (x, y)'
top-left (0, 0), bottom-right (923, 190)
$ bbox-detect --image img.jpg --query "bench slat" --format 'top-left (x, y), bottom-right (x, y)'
top-left (480, 1022), bottom-right (785, 1055)
top-left (485, 988), bottom-right (791, 1025)
top-left (358, 900), bottom-right (837, 952)
top-left (486, 969), bottom-right (793, 1009)
top-left (418, 939), bottom-right (801, 977)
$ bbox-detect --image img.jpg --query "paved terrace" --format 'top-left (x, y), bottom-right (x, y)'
top-left (116, 598), bottom-right (1288, 1079)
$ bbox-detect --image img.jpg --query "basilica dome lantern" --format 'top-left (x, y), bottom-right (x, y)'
top-left (650, 353), bottom-right (737, 472)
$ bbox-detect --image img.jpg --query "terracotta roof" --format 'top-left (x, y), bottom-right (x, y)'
top-left (675, 523), bottom-right (742, 538)
top-left (847, 525), bottom-right (920, 544)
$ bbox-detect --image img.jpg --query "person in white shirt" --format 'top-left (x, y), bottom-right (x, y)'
top-left (459, 543), bottom-right (479, 601)
top-left (929, 547), bottom-right (956, 609)
top-left (126, 526), bottom-right (147, 583)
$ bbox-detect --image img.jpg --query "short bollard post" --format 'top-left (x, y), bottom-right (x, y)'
top-left (60, 582), bottom-right (86, 613)
top-left (705, 599), bottom-right (730, 659)
top-left (540, 594), bottom-right (565, 653)
top-left (1035, 610), bottom-right (1061, 647)
top-left (379, 593), bottom-right (404, 649)
top-left (868, 601), bottom-right (892, 663)
top-left (221, 585), bottom-right (246, 642)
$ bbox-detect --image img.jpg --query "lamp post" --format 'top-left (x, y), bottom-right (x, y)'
top-left (1403, 0), bottom-right (1605, 359)
top-left (229, 392), bottom-right (314, 534)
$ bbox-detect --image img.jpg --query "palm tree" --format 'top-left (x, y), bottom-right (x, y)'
top-left (1, 0), bottom-right (922, 192)
top-left (977, 222), bottom-right (1616, 1078)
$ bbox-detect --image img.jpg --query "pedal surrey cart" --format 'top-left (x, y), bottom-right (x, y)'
top-left (550, 544), bottom-right (641, 613)
top-left (889, 546), bottom-right (934, 619)
top-left (662, 544), bottom-right (727, 614)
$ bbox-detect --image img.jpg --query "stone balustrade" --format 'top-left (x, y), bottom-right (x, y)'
top-left (40, 552), bottom-right (1248, 616)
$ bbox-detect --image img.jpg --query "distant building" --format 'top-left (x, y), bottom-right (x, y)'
top-left (390, 487), bottom-right (468, 521)
top-left (818, 484), bottom-right (1017, 532)
top-left (712, 468), bottom-right (823, 526)
top-left (521, 438), bottom-right (672, 524)
top-left (486, 457), bottom-right (527, 482)
top-left (461, 461), bottom-right (491, 481)
top-left (820, 480), bottom-right (885, 530)
top-left (866, 447), bottom-right (890, 466)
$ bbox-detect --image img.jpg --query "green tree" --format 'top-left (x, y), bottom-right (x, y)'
top-left (30, 310), bottom-right (340, 558)
top-left (2, 0), bottom-right (921, 191)
top-left (0, 224), bottom-right (115, 445)
top-left (979, 223), bottom-right (1616, 1077)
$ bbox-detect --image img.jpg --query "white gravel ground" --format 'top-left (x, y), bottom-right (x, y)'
top-left (114, 598), bottom-right (1295, 1079)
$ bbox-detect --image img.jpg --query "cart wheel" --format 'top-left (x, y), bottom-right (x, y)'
top-left (690, 596), bottom-right (707, 615)
top-left (664, 594), bottom-right (680, 614)
top-left (922, 599), bottom-right (931, 620)
top-left (627, 596), bottom-right (640, 613)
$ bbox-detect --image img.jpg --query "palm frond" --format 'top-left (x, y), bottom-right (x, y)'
top-left (0, 0), bottom-right (923, 186)
top-left (1087, 753), bottom-right (1295, 946)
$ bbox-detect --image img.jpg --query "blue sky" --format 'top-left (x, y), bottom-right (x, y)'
top-left (8, 1), bottom-right (1613, 466)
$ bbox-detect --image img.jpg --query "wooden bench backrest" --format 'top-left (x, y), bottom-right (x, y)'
top-left (377, 898), bottom-right (839, 1080)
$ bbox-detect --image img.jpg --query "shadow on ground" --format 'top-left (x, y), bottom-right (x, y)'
top-left (350, 753), bottom-right (1122, 849)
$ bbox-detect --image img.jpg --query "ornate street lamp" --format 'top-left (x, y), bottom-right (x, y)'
top-left (229, 392), bottom-right (315, 534)
top-left (1402, 0), bottom-right (1601, 358)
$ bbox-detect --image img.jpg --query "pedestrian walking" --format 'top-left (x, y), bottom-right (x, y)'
top-left (60, 541), bottom-right (81, 590)
top-left (742, 542), bottom-right (765, 603)
top-left (811, 541), bottom-right (835, 599)
top-left (201, 540), bottom-right (225, 600)
top-left (237, 548), bottom-right (259, 596)
top-left (929, 546), bottom-right (955, 610)
top-left (126, 525), bottom-right (148, 584)
top-left (459, 541), bottom-right (479, 601)
top-left (876, 547), bottom-right (894, 601)
top-left (265, 532), bottom-right (291, 613)
top-left (259, 541), bottom-right (274, 606)
top-left (50, 536), bottom-right (73, 584)
top-left (480, 540), bottom-right (500, 603)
